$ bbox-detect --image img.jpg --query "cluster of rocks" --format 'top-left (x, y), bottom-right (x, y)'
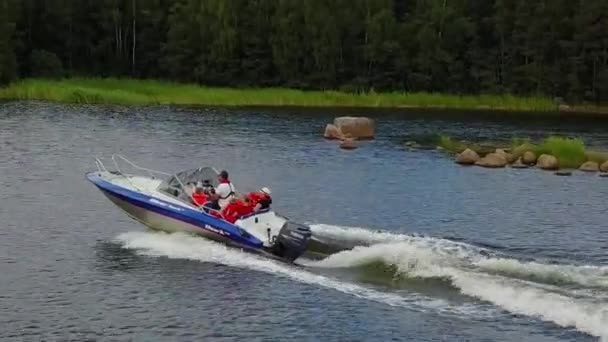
top-left (323, 116), bottom-right (375, 150)
top-left (455, 148), bottom-right (608, 176)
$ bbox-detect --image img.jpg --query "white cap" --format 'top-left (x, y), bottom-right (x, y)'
top-left (261, 187), bottom-right (271, 195)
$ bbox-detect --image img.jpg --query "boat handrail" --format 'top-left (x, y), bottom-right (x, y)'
top-left (111, 154), bottom-right (172, 179)
top-left (95, 158), bottom-right (108, 173)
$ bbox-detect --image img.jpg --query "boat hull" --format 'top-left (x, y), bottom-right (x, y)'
top-left (101, 189), bottom-right (238, 244)
top-left (101, 187), bottom-right (296, 262)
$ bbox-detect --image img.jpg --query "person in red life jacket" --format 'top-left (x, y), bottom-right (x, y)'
top-left (191, 187), bottom-right (208, 207)
top-left (237, 196), bottom-right (255, 218)
top-left (248, 187), bottom-right (272, 212)
top-left (222, 196), bottom-right (255, 224)
top-left (221, 199), bottom-right (241, 224)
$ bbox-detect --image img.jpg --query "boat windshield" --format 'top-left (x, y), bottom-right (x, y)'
top-left (157, 166), bottom-right (220, 196)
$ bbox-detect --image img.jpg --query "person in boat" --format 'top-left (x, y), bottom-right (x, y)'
top-left (248, 187), bottom-right (272, 212)
top-left (222, 196), bottom-right (254, 224)
top-left (216, 170), bottom-right (235, 209)
top-left (202, 189), bottom-right (222, 213)
top-left (199, 179), bottom-right (214, 192)
top-left (191, 186), bottom-right (208, 207)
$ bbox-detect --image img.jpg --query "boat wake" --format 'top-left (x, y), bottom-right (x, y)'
top-left (115, 231), bottom-right (489, 318)
top-left (115, 224), bottom-right (608, 340)
top-left (307, 224), bottom-right (608, 341)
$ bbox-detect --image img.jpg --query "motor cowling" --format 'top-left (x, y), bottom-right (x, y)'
top-left (271, 221), bottom-right (312, 262)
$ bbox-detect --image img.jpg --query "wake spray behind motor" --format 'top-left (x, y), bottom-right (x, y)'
top-left (271, 221), bottom-right (312, 262)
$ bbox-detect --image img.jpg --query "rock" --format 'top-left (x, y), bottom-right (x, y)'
top-left (455, 148), bottom-right (480, 165)
top-left (599, 160), bottom-right (608, 172)
top-left (579, 161), bottom-right (599, 172)
top-left (558, 104), bottom-right (572, 111)
top-left (404, 141), bottom-right (422, 149)
top-left (333, 116), bottom-right (375, 140)
top-left (522, 151), bottom-right (537, 165)
top-left (475, 153), bottom-right (507, 168)
top-left (536, 154), bottom-right (559, 170)
top-left (510, 157), bottom-right (528, 169)
top-left (555, 170), bottom-right (572, 176)
top-left (324, 124), bottom-right (343, 140)
top-left (495, 148), bottom-right (515, 164)
top-left (339, 138), bottom-right (357, 150)
top-left (600, 173), bottom-right (608, 178)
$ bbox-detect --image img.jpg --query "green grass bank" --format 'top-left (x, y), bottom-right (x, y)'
top-left (0, 77), bottom-right (571, 112)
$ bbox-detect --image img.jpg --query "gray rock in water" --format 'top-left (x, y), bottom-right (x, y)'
top-left (510, 157), bottom-right (528, 169)
top-left (600, 173), bottom-right (608, 178)
top-left (334, 116), bottom-right (375, 140)
top-left (555, 170), bottom-right (572, 176)
top-left (522, 151), bottom-right (537, 165)
top-left (475, 152), bottom-right (507, 168)
top-left (537, 154), bottom-right (559, 170)
top-left (495, 148), bottom-right (515, 164)
top-left (579, 161), bottom-right (599, 172)
top-left (455, 148), bottom-right (480, 165)
top-left (324, 123), bottom-right (343, 140)
top-left (339, 138), bottom-right (357, 150)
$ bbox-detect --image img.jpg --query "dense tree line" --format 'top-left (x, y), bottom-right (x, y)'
top-left (0, 0), bottom-right (606, 103)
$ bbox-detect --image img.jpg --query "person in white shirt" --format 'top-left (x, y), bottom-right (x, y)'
top-left (215, 170), bottom-right (235, 209)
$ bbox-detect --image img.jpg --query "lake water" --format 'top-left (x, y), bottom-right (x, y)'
top-left (1, 102), bottom-right (607, 341)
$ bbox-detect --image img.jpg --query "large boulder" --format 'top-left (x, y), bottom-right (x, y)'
top-left (475, 153), bottom-right (507, 168)
top-left (522, 151), bottom-right (537, 165)
top-left (600, 160), bottom-right (608, 172)
top-left (333, 116), bottom-right (375, 140)
top-left (324, 124), bottom-right (343, 140)
top-left (579, 161), bottom-right (599, 172)
top-left (455, 148), bottom-right (480, 165)
top-left (495, 148), bottom-right (515, 164)
top-left (536, 154), bottom-right (559, 170)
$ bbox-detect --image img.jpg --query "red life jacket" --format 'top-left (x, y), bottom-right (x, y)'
top-left (222, 201), bottom-right (241, 223)
top-left (237, 201), bottom-right (254, 217)
top-left (222, 200), bottom-right (255, 223)
top-left (248, 192), bottom-right (271, 207)
top-left (192, 193), bottom-right (208, 207)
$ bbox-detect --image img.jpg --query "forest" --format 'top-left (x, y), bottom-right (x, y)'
top-left (0, 0), bottom-right (606, 104)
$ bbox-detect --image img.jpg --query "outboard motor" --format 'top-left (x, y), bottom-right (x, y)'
top-left (271, 221), bottom-right (312, 262)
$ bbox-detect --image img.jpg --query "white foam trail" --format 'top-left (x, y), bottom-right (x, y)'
top-left (310, 223), bottom-right (414, 243)
top-left (115, 231), bottom-right (481, 317)
top-left (305, 241), bottom-right (608, 340)
top-left (310, 224), bottom-right (608, 289)
top-left (310, 223), bottom-right (486, 258)
top-left (474, 258), bottom-right (608, 288)
top-left (451, 272), bottom-right (608, 342)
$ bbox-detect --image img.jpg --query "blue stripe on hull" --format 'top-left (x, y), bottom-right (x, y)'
top-left (86, 172), bottom-right (263, 250)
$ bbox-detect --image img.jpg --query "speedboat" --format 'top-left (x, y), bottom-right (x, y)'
top-left (86, 154), bottom-right (312, 263)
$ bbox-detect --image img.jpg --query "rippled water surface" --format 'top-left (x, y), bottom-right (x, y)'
top-left (1, 102), bottom-right (607, 341)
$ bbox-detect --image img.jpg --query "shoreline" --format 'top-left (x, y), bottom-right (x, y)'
top-left (1, 77), bottom-right (607, 116)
